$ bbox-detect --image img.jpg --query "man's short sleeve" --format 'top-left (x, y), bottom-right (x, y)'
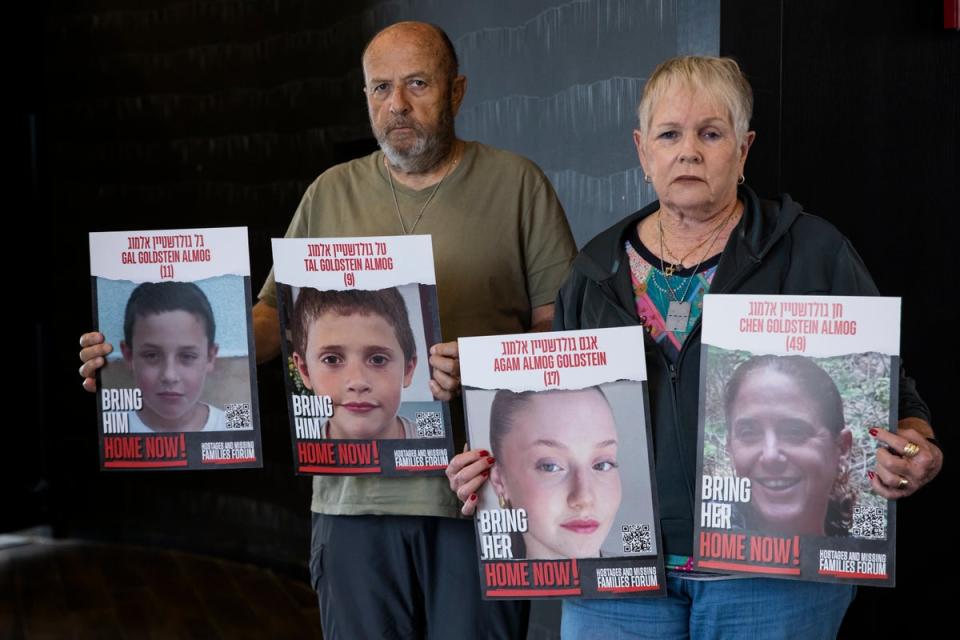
top-left (522, 174), bottom-right (577, 308)
top-left (257, 183), bottom-right (314, 307)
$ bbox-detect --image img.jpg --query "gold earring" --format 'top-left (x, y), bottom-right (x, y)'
top-left (498, 494), bottom-right (506, 509)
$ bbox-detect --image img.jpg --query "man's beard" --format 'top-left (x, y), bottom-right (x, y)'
top-left (374, 105), bottom-right (455, 174)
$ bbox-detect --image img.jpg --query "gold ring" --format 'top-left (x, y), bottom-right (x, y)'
top-left (897, 476), bottom-right (909, 490)
top-left (902, 442), bottom-right (920, 458)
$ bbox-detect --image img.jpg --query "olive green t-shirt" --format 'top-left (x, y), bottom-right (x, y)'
top-left (260, 141), bottom-right (577, 517)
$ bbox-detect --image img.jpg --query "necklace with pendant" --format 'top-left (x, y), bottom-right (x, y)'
top-left (386, 144), bottom-right (459, 235)
top-left (657, 204), bottom-right (739, 333)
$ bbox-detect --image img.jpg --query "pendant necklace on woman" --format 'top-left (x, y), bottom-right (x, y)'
top-left (658, 204), bottom-right (739, 332)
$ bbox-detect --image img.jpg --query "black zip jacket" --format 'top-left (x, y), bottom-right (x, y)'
top-left (554, 185), bottom-right (930, 557)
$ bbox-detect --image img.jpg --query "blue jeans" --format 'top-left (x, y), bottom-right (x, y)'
top-left (561, 576), bottom-right (855, 640)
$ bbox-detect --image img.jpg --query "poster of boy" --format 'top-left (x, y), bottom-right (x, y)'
top-left (272, 235), bottom-right (452, 476)
top-left (89, 227), bottom-right (261, 471)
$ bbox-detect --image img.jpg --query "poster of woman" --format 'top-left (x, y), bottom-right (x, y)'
top-left (695, 294), bottom-right (900, 586)
top-left (459, 326), bottom-right (665, 599)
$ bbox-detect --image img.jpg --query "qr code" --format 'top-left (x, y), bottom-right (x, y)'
top-left (622, 523), bottom-right (651, 553)
top-left (225, 403), bottom-right (251, 430)
top-left (850, 505), bottom-right (887, 540)
top-left (415, 411), bottom-right (444, 438)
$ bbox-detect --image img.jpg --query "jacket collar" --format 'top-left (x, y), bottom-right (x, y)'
top-left (572, 184), bottom-right (803, 288)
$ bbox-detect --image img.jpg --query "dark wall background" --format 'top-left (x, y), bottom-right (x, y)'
top-left (17, 0), bottom-right (392, 573)
top-left (18, 0), bottom-right (700, 573)
top-left (11, 0), bottom-right (955, 636)
top-left (721, 0), bottom-right (956, 631)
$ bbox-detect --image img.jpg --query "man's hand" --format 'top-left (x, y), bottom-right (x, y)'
top-left (428, 341), bottom-right (460, 401)
top-left (252, 301), bottom-right (282, 364)
top-left (78, 332), bottom-right (113, 392)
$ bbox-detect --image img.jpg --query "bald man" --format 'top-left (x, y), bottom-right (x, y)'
top-left (81, 21), bottom-right (576, 639)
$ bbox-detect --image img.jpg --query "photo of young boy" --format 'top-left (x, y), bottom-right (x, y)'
top-left (90, 226), bottom-right (261, 470)
top-left (272, 234), bottom-right (451, 475)
top-left (97, 276), bottom-right (255, 435)
top-left (290, 286), bottom-right (425, 440)
top-left (120, 281), bottom-right (223, 433)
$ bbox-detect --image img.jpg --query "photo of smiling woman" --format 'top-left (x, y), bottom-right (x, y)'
top-left (722, 355), bottom-right (856, 536)
top-left (488, 387), bottom-right (621, 559)
top-left (469, 381), bottom-right (657, 561)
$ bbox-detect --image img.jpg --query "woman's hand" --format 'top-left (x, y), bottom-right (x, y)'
top-left (869, 418), bottom-right (943, 498)
top-left (79, 332), bottom-right (113, 393)
top-left (446, 446), bottom-right (496, 516)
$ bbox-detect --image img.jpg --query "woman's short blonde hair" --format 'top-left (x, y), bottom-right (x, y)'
top-left (637, 56), bottom-right (753, 143)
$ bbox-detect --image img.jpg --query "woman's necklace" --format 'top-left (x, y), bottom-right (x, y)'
top-left (657, 204), bottom-right (740, 333)
top-left (657, 208), bottom-right (735, 276)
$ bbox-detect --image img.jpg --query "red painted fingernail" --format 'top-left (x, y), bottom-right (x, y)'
top-left (469, 494), bottom-right (477, 501)
top-left (868, 471), bottom-right (875, 479)
top-left (481, 470), bottom-right (490, 478)
top-left (478, 450), bottom-right (490, 457)
top-left (487, 457), bottom-right (496, 464)
top-left (869, 428), bottom-right (878, 436)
